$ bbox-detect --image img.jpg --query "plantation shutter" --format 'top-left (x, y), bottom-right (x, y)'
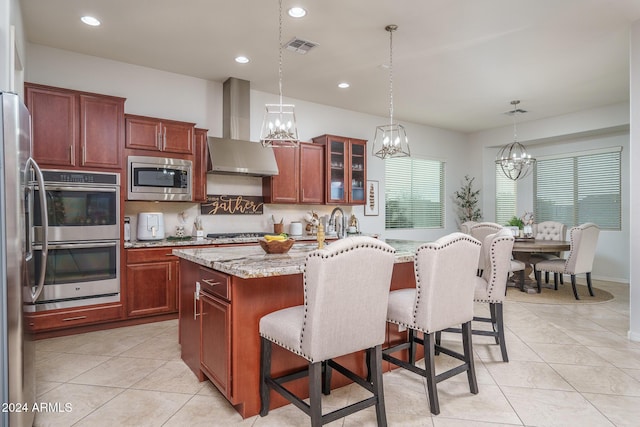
top-left (495, 164), bottom-right (517, 225)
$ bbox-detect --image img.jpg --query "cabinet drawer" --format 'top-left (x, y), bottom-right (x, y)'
top-left (199, 268), bottom-right (230, 301)
top-left (27, 303), bottom-right (124, 332)
top-left (127, 247), bottom-right (176, 263)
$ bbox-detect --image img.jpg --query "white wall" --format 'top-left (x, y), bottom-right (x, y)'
top-left (469, 105), bottom-right (630, 282)
top-left (0, 0), bottom-right (26, 94)
top-left (26, 44), bottom-right (470, 241)
top-left (629, 20), bottom-right (640, 341)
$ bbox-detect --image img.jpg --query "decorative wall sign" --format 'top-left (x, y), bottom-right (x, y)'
top-left (364, 180), bottom-right (379, 216)
top-left (201, 195), bottom-right (264, 215)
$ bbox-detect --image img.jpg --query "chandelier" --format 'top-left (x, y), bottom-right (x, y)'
top-left (372, 25), bottom-right (410, 159)
top-left (495, 100), bottom-right (536, 180)
top-left (259, 0), bottom-right (299, 148)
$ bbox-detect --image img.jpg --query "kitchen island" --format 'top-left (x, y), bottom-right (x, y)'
top-left (173, 239), bottom-right (422, 418)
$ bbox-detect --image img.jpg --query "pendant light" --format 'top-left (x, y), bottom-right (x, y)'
top-left (260, 0), bottom-right (299, 148)
top-left (372, 25), bottom-right (410, 159)
top-left (495, 100), bottom-right (536, 180)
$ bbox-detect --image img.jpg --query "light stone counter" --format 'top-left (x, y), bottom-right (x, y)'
top-left (173, 239), bottom-right (425, 279)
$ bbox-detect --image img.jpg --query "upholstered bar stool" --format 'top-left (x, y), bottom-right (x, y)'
top-left (259, 236), bottom-right (396, 426)
top-left (534, 223), bottom-right (600, 299)
top-left (469, 222), bottom-right (503, 275)
top-left (440, 229), bottom-right (517, 362)
top-left (383, 233), bottom-right (482, 415)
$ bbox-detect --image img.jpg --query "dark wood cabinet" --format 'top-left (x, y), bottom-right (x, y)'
top-left (125, 248), bottom-right (179, 318)
top-left (25, 83), bottom-right (125, 170)
top-left (200, 292), bottom-right (232, 397)
top-left (312, 134), bottom-right (366, 205)
top-left (125, 114), bottom-right (195, 155)
top-left (262, 142), bottom-right (324, 204)
top-left (193, 128), bottom-right (209, 203)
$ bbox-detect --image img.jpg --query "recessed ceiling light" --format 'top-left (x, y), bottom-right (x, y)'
top-left (288, 7), bottom-right (307, 18)
top-left (80, 16), bottom-right (101, 26)
top-left (338, 82), bottom-right (350, 89)
top-left (235, 56), bottom-right (250, 64)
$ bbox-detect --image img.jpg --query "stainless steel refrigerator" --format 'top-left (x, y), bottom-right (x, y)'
top-left (1, 92), bottom-right (47, 427)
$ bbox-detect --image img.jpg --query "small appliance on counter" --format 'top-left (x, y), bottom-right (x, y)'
top-left (137, 212), bottom-right (165, 240)
top-left (289, 221), bottom-right (303, 236)
top-left (124, 216), bottom-right (131, 241)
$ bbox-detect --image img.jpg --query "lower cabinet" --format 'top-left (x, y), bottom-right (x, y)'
top-left (27, 303), bottom-right (124, 332)
top-left (179, 261), bottom-right (234, 400)
top-left (125, 248), bottom-right (179, 318)
top-left (200, 292), bottom-right (231, 396)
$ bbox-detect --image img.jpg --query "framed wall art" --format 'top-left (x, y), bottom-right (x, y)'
top-left (364, 180), bottom-right (379, 216)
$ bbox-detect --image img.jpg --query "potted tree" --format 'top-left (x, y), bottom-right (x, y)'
top-left (454, 175), bottom-right (482, 223)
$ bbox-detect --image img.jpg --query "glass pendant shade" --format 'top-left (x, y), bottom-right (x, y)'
top-left (260, 104), bottom-right (299, 148)
top-left (373, 123), bottom-right (410, 158)
top-left (495, 140), bottom-right (536, 180)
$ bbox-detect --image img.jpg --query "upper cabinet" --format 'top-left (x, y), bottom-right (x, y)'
top-left (262, 142), bottom-right (325, 204)
top-left (25, 83), bottom-right (125, 170)
top-left (193, 128), bottom-right (209, 203)
top-left (125, 114), bottom-right (195, 155)
top-left (312, 134), bottom-right (367, 205)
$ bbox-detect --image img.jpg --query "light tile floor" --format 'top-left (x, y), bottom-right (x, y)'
top-left (34, 279), bottom-right (640, 426)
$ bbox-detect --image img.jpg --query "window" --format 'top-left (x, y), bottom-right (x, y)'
top-left (495, 164), bottom-right (517, 225)
top-left (385, 157), bottom-right (444, 229)
top-left (534, 148), bottom-right (621, 230)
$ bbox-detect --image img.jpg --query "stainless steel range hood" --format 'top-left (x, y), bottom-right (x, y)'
top-left (207, 78), bottom-right (279, 176)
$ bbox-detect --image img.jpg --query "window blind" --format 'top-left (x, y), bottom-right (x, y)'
top-left (534, 149), bottom-right (621, 230)
top-left (385, 157), bottom-right (444, 229)
top-left (495, 164), bottom-right (517, 225)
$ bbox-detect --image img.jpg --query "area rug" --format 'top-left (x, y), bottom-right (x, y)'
top-left (505, 282), bottom-right (614, 304)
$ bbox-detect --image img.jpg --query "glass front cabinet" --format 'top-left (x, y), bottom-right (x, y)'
top-left (312, 134), bottom-right (366, 205)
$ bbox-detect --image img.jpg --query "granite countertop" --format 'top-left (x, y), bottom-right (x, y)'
top-left (124, 234), bottom-right (344, 249)
top-left (173, 239), bottom-right (424, 279)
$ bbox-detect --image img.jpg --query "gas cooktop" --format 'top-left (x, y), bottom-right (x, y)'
top-left (206, 232), bottom-right (269, 239)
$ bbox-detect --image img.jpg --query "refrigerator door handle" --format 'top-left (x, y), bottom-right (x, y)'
top-left (27, 157), bottom-right (48, 302)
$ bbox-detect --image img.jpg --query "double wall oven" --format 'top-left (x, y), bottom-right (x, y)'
top-left (28, 170), bottom-right (120, 311)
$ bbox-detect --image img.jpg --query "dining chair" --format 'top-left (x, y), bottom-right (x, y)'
top-left (259, 236), bottom-right (396, 426)
top-left (534, 223), bottom-right (600, 299)
top-left (530, 221), bottom-right (567, 285)
top-left (383, 232), bottom-right (482, 415)
top-left (469, 222), bottom-right (503, 275)
top-left (459, 220), bottom-right (478, 234)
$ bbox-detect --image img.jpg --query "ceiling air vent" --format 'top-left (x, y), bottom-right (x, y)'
top-left (283, 37), bottom-right (319, 54)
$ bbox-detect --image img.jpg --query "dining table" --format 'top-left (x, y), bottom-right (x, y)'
top-left (511, 239), bottom-right (571, 292)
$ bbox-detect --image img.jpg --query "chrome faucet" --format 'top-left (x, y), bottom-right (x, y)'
top-left (329, 207), bottom-right (347, 238)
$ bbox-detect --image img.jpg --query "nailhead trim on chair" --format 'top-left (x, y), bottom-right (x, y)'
top-left (474, 235), bottom-right (513, 304)
top-left (260, 239), bottom-right (396, 363)
top-left (388, 234), bottom-right (481, 334)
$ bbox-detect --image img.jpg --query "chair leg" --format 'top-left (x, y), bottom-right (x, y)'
top-left (370, 345), bottom-right (388, 427)
top-left (518, 270), bottom-right (525, 292)
top-left (560, 274), bottom-right (564, 285)
top-left (493, 303), bottom-right (508, 362)
top-left (553, 273), bottom-right (559, 290)
top-left (570, 274), bottom-right (580, 300)
top-left (536, 269), bottom-right (542, 293)
top-left (309, 362), bottom-right (323, 427)
top-left (424, 332), bottom-right (440, 415)
top-left (322, 360), bottom-right (332, 395)
top-left (586, 272), bottom-right (595, 296)
top-left (259, 337), bottom-right (272, 417)
top-left (408, 329), bottom-right (416, 365)
top-left (434, 331), bottom-right (441, 355)
top-left (489, 304), bottom-right (499, 344)
top-left (462, 321), bottom-right (479, 394)
top-left (545, 271), bottom-right (550, 284)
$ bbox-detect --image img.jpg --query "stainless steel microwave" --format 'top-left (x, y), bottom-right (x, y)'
top-left (127, 155), bottom-right (192, 201)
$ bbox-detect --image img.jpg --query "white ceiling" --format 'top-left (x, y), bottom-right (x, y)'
top-left (20, 0), bottom-right (640, 133)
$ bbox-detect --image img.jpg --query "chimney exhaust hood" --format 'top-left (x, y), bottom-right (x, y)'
top-left (207, 78), bottom-right (279, 176)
